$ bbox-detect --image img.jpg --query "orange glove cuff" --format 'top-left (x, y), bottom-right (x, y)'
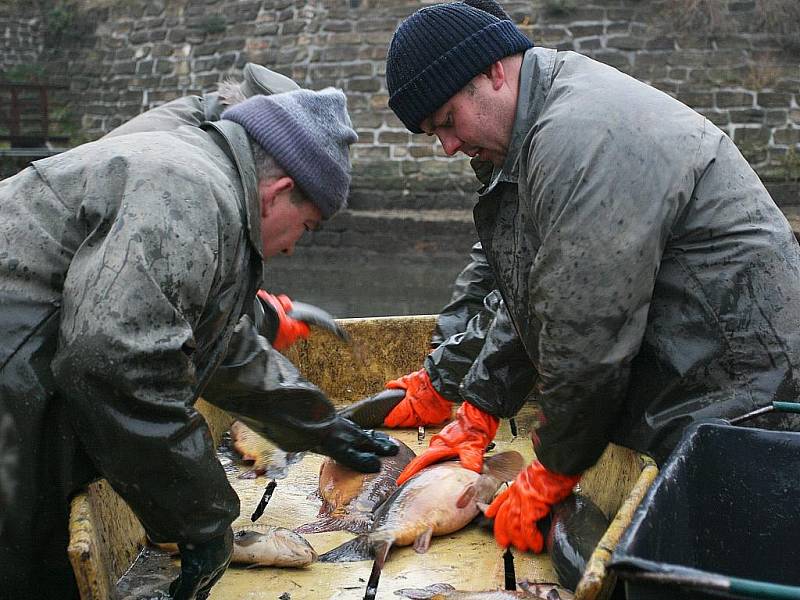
top-left (257, 291), bottom-right (311, 350)
top-left (459, 401), bottom-right (500, 441)
top-left (485, 460), bottom-right (580, 553)
top-left (384, 369), bottom-right (452, 428)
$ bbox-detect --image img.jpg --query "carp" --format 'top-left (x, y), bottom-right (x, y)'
top-left (229, 420), bottom-right (304, 479)
top-left (228, 389), bottom-right (406, 478)
top-left (394, 581), bottom-right (575, 599)
top-left (337, 388), bottom-right (406, 429)
top-left (319, 451), bottom-right (524, 564)
top-left (153, 524), bottom-right (317, 568)
top-left (295, 437), bottom-right (416, 534)
top-left (545, 494), bottom-right (609, 590)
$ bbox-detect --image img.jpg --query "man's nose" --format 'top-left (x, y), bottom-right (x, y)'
top-left (438, 132), bottom-right (461, 156)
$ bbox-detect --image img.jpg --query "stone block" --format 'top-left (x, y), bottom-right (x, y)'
top-left (129, 30), bottom-right (150, 44)
top-left (377, 131), bottom-right (409, 144)
top-left (340, 62), bottom-right (373, 78)
top-left (716, 90), bottom-right (754, 108)
top-left (578, 38), bottom-right (602, 50)
top-left (354, 146), bottom-right (390, 160)
top-left (322, 45), bottom-right (360, 62)
top-left (607, 35), bottom-right (646, 50)
top-left (569, 24), bottom-right (603, 38)
top-left (348, 77), bottom-right (380, 93)
top-left (676, 91), bottom-right (714, 107)
top-left (135, 59), bottom-right (153, 75)
top-left (757, 92), bottom-right (793, 108)
top-left (592, 51), bottom-right (632, 70)
top-left (733, 125), bottom-right (771, 147)
top-left (155, 59), bottom-right (173, 74)
top-left (698, 109), bottom-right (730, 126)
top-left (646, 36), bottom-right (675, 51)
top-left (115, 60), bottom-right (137, 74)
top-left (324, 20), bottom-right (352, 32)
top-left (729, 108), bottom-right (765, 123)
top-left (409, 146), bottom-right (434, 158)
top-left (766, 109), bottom-right (789, 127)
top-left (774, 128), bottom-right (800, 145)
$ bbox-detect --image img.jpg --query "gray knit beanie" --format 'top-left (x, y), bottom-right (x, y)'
top-left (386, 1), bottom-right (532, 133)
top-left (221, 88), bottom-right (358, 219)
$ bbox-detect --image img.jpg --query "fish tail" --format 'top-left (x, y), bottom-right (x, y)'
top-left (317, 534), bottom-right (374, 563)
top-left (293, 516), bottom-right (358, 535)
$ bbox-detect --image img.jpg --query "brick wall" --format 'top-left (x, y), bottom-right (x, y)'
top-left (2, 0), bottom-right (799, 206)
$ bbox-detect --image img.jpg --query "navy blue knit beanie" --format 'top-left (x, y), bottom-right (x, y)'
top-left (221, 88), bottom-right (357, 219)
top-left (386, 1), bottom-right (533, 133)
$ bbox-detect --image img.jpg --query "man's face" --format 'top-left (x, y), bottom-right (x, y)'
top-left (259, 177), bottom-right (322, 258)
top-left (420, 77), bottom-right (513, 167)
top-left (420, 63), bottom-right (516, 167)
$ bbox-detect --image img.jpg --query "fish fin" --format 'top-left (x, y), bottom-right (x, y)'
top-left (317, 534), bottom-right (374, 563)
top-left (412, 527), bottom-right (433, 554)
top-left (394, 584), bottom-right (457, 599)
top-left (483, 451), bottom-right (525, 481)
top-left (293, 516), bottom-right (356, 535)
top-left (456, 484), bottom-right (477, 509)
top-left (373, 539), bottom-right (392, 570)
top-left (238, 468), bottom-right (261, 480)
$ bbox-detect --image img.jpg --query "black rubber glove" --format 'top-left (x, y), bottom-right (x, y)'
top-left (169, 528), bottom-right (233, 600)
top-left (315, 416), bottom-right (399, 472)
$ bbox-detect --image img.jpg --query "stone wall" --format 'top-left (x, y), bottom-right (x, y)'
top-left (2, 0), bottom-right (799, 206)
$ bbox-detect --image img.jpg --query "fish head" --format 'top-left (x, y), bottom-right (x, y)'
top-left (236, 528), bottom-right (318, 566)
top-left (270, 528), bottom-right (318, 564)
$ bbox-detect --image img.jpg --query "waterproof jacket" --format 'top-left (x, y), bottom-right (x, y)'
top-left (0, 120), bottom-right (336, 594)
top-left (471, 47), bottom-right (800, 474)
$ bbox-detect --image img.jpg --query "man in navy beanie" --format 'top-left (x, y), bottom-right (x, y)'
top-left (387, 0), bottom-right (800, 555)
top-left (0, 86), bottom-right (399, 599)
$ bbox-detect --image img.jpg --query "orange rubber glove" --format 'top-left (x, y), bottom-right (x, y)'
top-left (395, 402), bottom-right (499, 485)
top-left (383, 369), bottom-right (453, 428)
top-left (485, 460), bottom-right (580, 553)
top-left (256, 290), bottom-right (311, 351)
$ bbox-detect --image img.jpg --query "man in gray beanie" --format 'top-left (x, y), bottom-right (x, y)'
top-left (0, 86), bottom-right (398, 599)
top-left (387, 0), bottom-right (800, 556)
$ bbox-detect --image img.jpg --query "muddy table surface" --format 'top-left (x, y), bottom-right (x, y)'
top-left (118, 410), bottom-right (556, 599)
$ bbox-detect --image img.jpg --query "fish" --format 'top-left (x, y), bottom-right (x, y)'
top-left (294, 437), bottom-right (416, 534)
top-left (228, 420), bottom-right (304, 479)
top-left (318, 451), bottom-right (525, 564)
top-left (337, 388), bottom-right (407, 429)
top-left (394, 581), bottom-right (575, 599)
top-left (545, 494), bottom-right (609, 591)
top-left (152, 524), bottom-right (317, 568)
top-left (228, 389), bottom-right (406, 478)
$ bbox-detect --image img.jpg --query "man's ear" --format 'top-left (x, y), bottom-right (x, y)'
top-left (259, 176), bottom-right (295, 215)
top-left (488, 60), bottom-right (506, 91)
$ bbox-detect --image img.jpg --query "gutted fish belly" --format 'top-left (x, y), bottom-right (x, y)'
top-left (152, 525), bottom-right (316, 568)
top-left (296, 437), bottom-right (415, 535)
top-left (319, 451), bottom-right (524, 563)
top-left (395, 581), bottom-right (574, 599)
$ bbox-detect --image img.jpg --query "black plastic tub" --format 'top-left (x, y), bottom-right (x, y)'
top-left (609, 421), bottom-right (800, 600)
